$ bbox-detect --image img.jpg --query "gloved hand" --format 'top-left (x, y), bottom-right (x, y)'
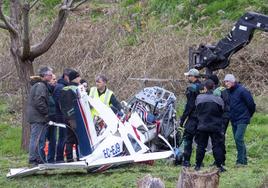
top-left (179, 117), bottom-right (184, 127)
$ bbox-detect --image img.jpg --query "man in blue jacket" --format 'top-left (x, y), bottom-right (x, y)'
top-left (224, 74), bottom-right (256, 166)
top-left (53, 68), bottom-right (74, 162)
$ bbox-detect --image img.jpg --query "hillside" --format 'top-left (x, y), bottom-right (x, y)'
top-left (0, 0), bottom-right (268, 99)
top-left (0, 1), bottom-right (268, 187)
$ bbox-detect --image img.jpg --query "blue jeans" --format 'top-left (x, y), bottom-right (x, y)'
top-left (29, 123), bottom-right (46, 162)
top-left (56, 127), bottom-right (67, 161)
top-left (46, 126), bottom-right (57, 163)
top-left (232, 123), bottom-right (248, 164)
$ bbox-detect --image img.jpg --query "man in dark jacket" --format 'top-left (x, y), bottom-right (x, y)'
top-left (27, 66), bottom-right (53, 165)
top-left (46, 74), bottom-right (57, 163)
top-left (53, 68), bottom-right (73, 162)
top-left (180, 68), bottom-right (201, 167)
top-left (195, 79), bottom-right (225, 172)
top-left (224, 74), bottom-right (256, 166)
top-left (208, 74), bottom-right (230, 165)
top-left (60, 70), bottom-right (81, 162)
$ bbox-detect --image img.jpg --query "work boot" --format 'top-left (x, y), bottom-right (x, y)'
top-left (67, 158), bottom-right (74, 163)
top-left (194, 165), bottom-right (201, 171)
top-left (218, 165), bottom-right (227, 173)
top-left (182, 160), bottom-right (191, 167)
top-left (28, 160), bottom-right (38, 167)
top-left (55, 160), bottom-right (65, 164)
top-left (211, 161), bottom-right (225, 166)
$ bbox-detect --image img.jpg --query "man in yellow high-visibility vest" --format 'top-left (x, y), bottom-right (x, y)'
top-left (89, 74), bottom-right (122, 117)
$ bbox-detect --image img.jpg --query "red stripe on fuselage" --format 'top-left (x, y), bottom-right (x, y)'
top-left (132, 126), bottom-right (141, 141)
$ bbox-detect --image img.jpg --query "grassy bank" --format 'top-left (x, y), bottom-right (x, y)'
top-left (0, 100), bottom-right (268, 187)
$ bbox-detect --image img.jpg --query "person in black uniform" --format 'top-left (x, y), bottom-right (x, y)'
top-left (209, 74), bottom-right (230, 166)
top-left (180, 68), bottom-right (201, 167)
top-left (194, 79), bottom-right (226, 172)
top-left (59, 70), bottom-right (81, 162)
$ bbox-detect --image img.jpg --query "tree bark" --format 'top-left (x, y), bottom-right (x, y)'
top-left (177, 168), bottom-right (220, 188)
top-left (20, 61), bottom-right (34, 151)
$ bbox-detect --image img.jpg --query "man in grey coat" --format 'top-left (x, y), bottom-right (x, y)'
top-left (27, 66), bottom-right (53, 165)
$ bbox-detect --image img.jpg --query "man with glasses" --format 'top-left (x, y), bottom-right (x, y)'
top-left (224, 74), bottom-right (255, 166)
top-left (27, 66), bottom-right (53, 166)
top-left (89, 74), bottom-right (122, 117)
top-left (180, 68), bottom-right (201, 167)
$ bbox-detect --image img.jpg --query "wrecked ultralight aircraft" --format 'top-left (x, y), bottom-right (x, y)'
top-left (7, 86), bottom-right (181, 178)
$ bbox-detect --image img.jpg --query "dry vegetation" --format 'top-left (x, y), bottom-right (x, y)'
top-left (0, 3), bottom-right (268, 102)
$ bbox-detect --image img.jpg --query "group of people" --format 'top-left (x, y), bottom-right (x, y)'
top-left (26, 66), bottom-right (256, 171)
top-left (27, 66), bottom-right (122, 165)
top-left (180, 68), bottom-right (256, 172)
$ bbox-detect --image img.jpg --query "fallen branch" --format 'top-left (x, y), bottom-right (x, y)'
top-left (70, 0), bottom-right (88, 11)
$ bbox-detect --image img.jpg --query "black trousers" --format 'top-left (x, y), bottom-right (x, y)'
top-left (66, 120), bottom-right (79, 161)
top-left (182, 118), bottom-right (198, 162)
top-left (183, 130), bottom-right (195, 162)
top-left (195, 131), bottom-right (224, 167)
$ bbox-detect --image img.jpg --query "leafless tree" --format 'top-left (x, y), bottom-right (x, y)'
top-left (0, 0), bottom-right (88, 150)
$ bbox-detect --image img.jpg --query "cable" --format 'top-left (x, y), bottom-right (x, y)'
top-left (37, 121), bottom-right (80, 164)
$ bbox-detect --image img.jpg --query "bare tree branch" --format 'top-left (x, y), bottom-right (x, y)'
top-left (21, 3), bottom-right (30, 60)
top-left (29, 0), bottom-right (40, 10)
top-left (0, 21), bottom-right (7, 30)
top-left (0, 0), bottom-right (18, 35)
top-left (70, 0), bottom-right (87, 11)
top-left (29, 0), bottom-right (89, 60)
top-left (29, 8), bottom-right (69, 60)
top-left (67, 0), bottom-right (74, 7)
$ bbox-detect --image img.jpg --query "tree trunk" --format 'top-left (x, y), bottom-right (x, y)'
top-left (20, 61), bottom-right (34, 151)
top-left (177, 168), bottom-right (219, 188)
top-left (11, 49), bottom-right (34, 151)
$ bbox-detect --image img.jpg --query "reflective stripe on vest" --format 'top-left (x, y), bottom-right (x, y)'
top-left (62, 85), bottom-right (78, 93)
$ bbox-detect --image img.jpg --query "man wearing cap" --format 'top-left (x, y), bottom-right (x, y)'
top-left (53, 68), bottom-right (74, 162)
top-left (27, 66), bottom-right (53, 166)
top-left (224, 74), bottom-right (255, 166)
top-left (180, 68), bottom-right (201, 167)
top-left (60, 70), bottom-right (81, 162)
top-left (89, 74), bottom-right (122, 117)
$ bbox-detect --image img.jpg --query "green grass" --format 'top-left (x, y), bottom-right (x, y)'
top-left (0, 100), bottom-right (268, 187)
top-left (118, 0), bottom-right (268, 35)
